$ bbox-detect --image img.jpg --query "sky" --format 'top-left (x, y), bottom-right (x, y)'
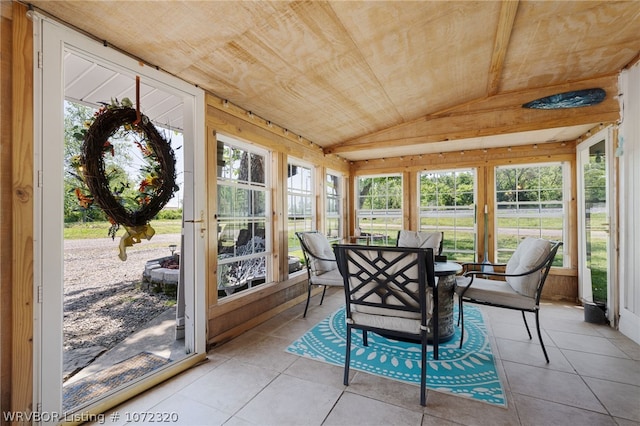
top-left (125, 129), bottom-right (184, 209)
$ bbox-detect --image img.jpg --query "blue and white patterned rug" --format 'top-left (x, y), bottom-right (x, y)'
top-left (286, 305), bottom-right (506, 407)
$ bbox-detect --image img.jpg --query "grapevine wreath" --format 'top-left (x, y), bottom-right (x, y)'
top-left (80, 98), bottom-right (177, 261)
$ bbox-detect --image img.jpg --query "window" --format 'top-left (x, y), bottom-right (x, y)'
top-left (217, 136), bottom-right (270, 297)
top-left (356, 174), bottom-right (402, 245)
top-left (288, 160), bottom-right (314, 258)
top-left (325, 172), bottom-right (342, 242)
top-left (419, 169), bottom-right (476, 262)
top-left (495, 162), bottom-right (566, 265)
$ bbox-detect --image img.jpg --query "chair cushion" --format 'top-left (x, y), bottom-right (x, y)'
top-left (302, 232), bottom-right (337, 273)
top-left (309, 267), bottom-right (344, 287)
top-left (349, 311), bottom-right (425, 334)
top-left (506, 237), bottom-right (550, 297)
top-left (352, 288), bottom-right (434, 320)
top-left (397, 231), bottom-right (442, 252)
top-left (455, 276), bottom-right (537, 310)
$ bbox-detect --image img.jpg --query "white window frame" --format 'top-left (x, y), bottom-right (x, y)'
top-left (418, 168), bottom-right (477, 261)
top-left (494, 161), bottom-right (569, 266)
top-left (216, 134), bottom-right (272, 294)
top-left (325, 170), bottom-right (343, 242)
top-left (287, 158), bottom-right (315, 254)
top-left (355, 173), bottom-right (403, 245)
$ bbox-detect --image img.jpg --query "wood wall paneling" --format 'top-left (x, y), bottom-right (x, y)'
top-left (325, 75), bottom-right (620, 156)
top-left (11, 1), bottom-right (33, 415)
top-left (568, 152), bottom-right (579, 271)
top-left (406, 170), bottom-right (417, 230)
top-left (206, 94), bottom-right (348, 173)
top-left (0, 0), bottom-right (619, 412)
top-left (315, 166), bottom-right (324, 233)
top-left (204, 94), bottom-right (348, 345)
top-left (274, 151), bottom-right (286, 283)
top-left (347, 166), bottom-right (356, 238)
top-left (206, 127), bottom-right (218, 309)
top-left (542, 274), bottom-right (578, 302)
top-left (477, 166), bottom-right (489, 263)
top-left (206, 275), bottom-right (309, 347)
top-left (1, 0), bottom-right (14, 417)
top-left (22, 1), bottom-right (636, 151)
top-left (349, 141), bottom-right (579, 299)
top-left (350, 141), bottom-right (578, 173)
top-left (485, 165), bottom-right (496, 263)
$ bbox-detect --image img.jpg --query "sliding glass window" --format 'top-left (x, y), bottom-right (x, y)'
top-left (356, 174), bottom-right (402, 245)
top-left (419, 169), bottom-right (476, 262)
top-left (495, 162), bottom-right (567, 265)
top-left (217, 136), bottom-right (270, 298)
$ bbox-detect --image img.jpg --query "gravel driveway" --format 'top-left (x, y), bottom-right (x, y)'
top-left (64, 233), bottom-right (181, 352)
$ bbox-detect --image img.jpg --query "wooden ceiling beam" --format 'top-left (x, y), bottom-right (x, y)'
top-left (324, 109), bottom-right (618, 155)
top-left (350, 140), bottom-right (577, 173)
top-left (324, 74), bottom-right (619, 155)
top-left (442, 74), bottom-right (619, 115)
top-left (486, 1), bottom-right (519, 96)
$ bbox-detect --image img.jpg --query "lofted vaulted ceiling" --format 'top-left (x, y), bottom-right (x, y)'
top-left (28, 0), bottom-right (640, 161)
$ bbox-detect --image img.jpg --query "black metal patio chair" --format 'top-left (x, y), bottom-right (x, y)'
top-left (456, 238), bottom-right (563, 363)
top-left (334, 244), bottom-right (437, 406)
top-left (296, 231), bottom-right (344, 317)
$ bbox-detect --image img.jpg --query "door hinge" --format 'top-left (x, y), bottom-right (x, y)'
top-left (37, 51), bottom-right (43, 69)
top-left (37, 170), bottom-right (43, 188)
top-left (37, 286), bottom-right (43, 304)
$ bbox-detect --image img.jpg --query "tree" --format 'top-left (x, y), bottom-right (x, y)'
top-left (584, 159), bottom-right (606, 203)
top-left (63, 101), bottom-right (136, 222)
top-left (495, 165), bottom-right (563, 203)
top-left (358, 176), bottom-right (402, 209)
top-left (419, 171), bottom-right (475, 207)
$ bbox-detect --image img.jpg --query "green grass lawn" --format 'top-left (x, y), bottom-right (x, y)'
top-left (71, 217), bottom-right (605, 301)
top-left (64, 220), bottom-right (182, 239)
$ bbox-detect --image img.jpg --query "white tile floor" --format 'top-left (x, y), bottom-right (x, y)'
top-left (93, 288), bottom-right (640, 425)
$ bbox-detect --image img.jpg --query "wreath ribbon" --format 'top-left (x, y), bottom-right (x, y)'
top-left (118, 224), bottom-right (156, 261)
top-left (80, 100), bottom-right (177, 261)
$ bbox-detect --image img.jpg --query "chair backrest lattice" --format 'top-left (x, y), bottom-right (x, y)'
top-left (334, 245), bottom-right (436, 323)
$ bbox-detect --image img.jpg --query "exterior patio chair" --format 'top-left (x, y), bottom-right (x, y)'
top-left (334, 244), bottom-right (437, 406)
top-left (455, 238), bottom-right (563, 362)
top-left (296, 231), bottom-right (344, 317)
top-left (396, 230), bottom-right (444, 255)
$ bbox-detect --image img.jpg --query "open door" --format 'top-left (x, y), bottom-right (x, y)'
top-left (577, 127), bottom-right (616, 324)
top-left (35, 15), bottom-right (206, 421)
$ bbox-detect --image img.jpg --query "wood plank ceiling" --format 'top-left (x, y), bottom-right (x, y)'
top-left (29, 0), bottom-right (640, 161)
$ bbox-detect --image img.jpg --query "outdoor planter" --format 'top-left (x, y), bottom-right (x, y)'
top-left (583, 300), bottom-right (608, 324)
top-left (143, 255), bottom-right (180, 297)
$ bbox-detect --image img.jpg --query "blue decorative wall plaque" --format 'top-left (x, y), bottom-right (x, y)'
top-left (523, 88), bottom-right (606, 109)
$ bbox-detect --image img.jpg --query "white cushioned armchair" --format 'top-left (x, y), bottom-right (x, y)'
top-left (295, 231), bottom-right (344, 317)
top-left (455, 238), bottom-right (562, 362)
